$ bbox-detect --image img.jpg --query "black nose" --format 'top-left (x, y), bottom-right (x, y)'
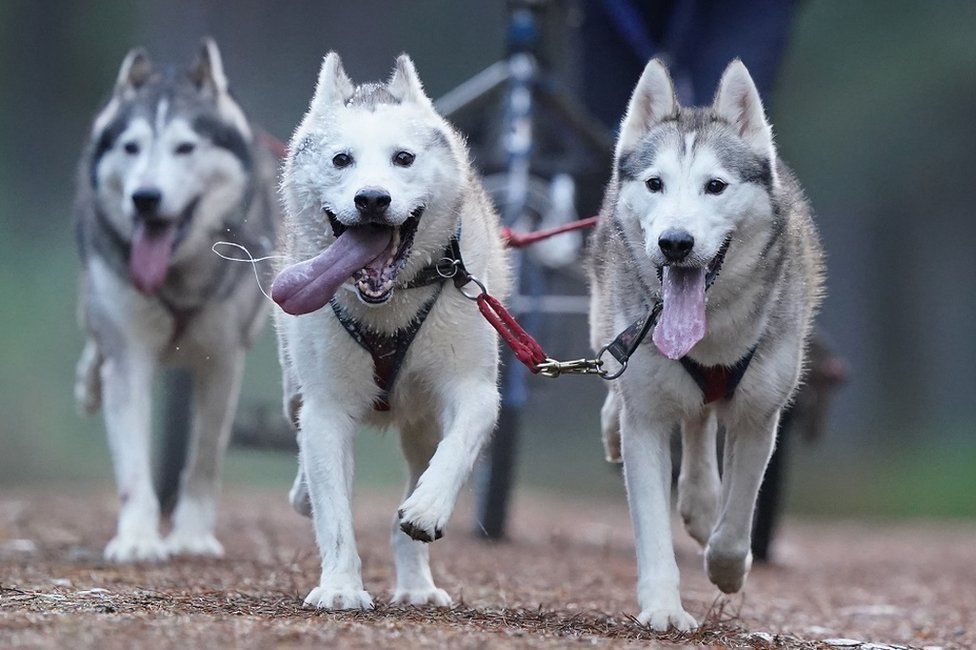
top-left (354, 188), bottom-right (391, 218)
top-left (659, 229), bottom-right (695, 262)
top-left (132, 188), bottom-right (162, 216)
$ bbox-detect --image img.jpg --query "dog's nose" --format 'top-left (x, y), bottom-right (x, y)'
top-left (659, 229), bottom-right (695, 262)
top-left (132, 188), bottom-right (162, 216)
top-left (354, 188), bottom-right (391, 218)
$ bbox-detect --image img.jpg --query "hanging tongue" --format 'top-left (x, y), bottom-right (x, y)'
top-left (271, 226), bottom-right (393, 315)
top-left (653, 266), bottom-right (707, 360)
top-left (130, 223), bottom-right (177, 295)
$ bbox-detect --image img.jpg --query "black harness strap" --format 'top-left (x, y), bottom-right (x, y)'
top-left (330, 288), bottom-right (443, 412)
top-left (603, 302), bottom-right (757, 403)
top-left (328, 233), bottom-right (461, 411)
top-left (680, 346), bottom-right (757, 404)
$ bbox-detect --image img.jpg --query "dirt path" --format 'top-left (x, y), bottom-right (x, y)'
top-left (1, 489), bottom-right (972, 648)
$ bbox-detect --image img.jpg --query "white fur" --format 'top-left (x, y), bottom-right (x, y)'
top-left (277, 53), bottom-right (509, 610)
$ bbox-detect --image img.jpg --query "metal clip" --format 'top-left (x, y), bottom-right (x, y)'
top-left (536, 357), bottom-right (606, 378)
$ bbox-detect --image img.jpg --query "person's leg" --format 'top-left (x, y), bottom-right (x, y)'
top-left (680, 0), bottom-right (797, 102)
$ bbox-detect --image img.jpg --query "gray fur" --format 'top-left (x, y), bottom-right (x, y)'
top-left (74, 40), bottom-right (280, 563)
top-left (587, 58), bottom-right (824, 629)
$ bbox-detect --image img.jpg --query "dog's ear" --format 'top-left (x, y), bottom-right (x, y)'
top-left (114, 47), bottom-right (152, 96)
top-left (712, 59), bottom-right (775, 160)
top-left (617, 58), bottom-right (676, 155)
top-left (309, 52), bottom-right (354, 114)
top-left (189, 37), bottom-right (230, 95)
top-left (387, 54), bottom-right (434, 111)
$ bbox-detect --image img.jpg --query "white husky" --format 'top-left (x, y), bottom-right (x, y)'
top-left (589, 59), bottom-right (824, 630)
top-left (275, 53), bottom-right (509, 609)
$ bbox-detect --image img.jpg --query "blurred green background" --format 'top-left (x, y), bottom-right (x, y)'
top-left (1, 1), bottom-right (973, 518)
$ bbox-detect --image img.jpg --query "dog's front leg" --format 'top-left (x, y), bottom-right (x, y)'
top-left (300, 398), bottom-right (373, 611)
top-left (100, 351), bottom-right (167, 562)
top-left (165, 350), bottom-right (245, 557)
top-left (397, 379), bottom-right (499, 543)
top-left (620, 405), bottom-right (698, 632)
top-left (391, 419), bottom-right (452, 606)
top-left (677, 410), bottom-right (720, 547)
top-left (705, 409), bottom-right (778, 593)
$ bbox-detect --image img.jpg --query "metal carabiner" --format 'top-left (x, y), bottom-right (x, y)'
top-left (536, 357), bottom-right (607, 378)
top-left (595, 344), bottom-right (628, 380)
top-left (457, 274), bottom-right (487, 301)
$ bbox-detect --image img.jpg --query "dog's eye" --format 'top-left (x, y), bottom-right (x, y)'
top-left (705, 179), bottom-right (728, 195)
top-left (123, 142), bottom-right (140, 155)
top-left (332, 152), bottom-right (353, 168)
top-left (175, 142), bottom-right (196, 155)
top-left (645, 177), bottom-right (663, 193)
top-left (393, 151), bottom-right (415, 167)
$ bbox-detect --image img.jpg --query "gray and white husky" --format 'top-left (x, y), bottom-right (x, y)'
top-left (74, 39), bottom-right (279, 562)
top-left (275, 54), bottom-right (509, 609)
top-left (589, 59), bottom-right (824, 630)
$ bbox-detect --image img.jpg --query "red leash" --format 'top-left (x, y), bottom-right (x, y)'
top-left (500, 216), bottom-right (599, 249)
top-left (476, 293), bottom-right (548, 371)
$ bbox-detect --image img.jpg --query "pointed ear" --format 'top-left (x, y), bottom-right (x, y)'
top-left (189, 37), bottom-right (230, 95)
top-left (308, 52), bottom-right (354, 114)
top-left (712, 59), bottom-right (774, 157)
top-left (617, 59), bottom-right (677, 154)
top-left (387, 54), bottom-right (434, 110)
top-left (114, 48), bottom-right (152, 95)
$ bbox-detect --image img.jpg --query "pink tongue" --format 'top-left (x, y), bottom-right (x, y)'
top-left (130, 223), bottom-right (177, 295)
top-left (653, 266), bottom-right (707, 360)
top-left (271, 226), bottom-right (392, 315)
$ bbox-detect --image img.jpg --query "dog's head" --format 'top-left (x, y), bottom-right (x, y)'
top-left (613, 59), bottom-right (778, 287)
top-left (89, 39), bottom-right (252, 293)
top-left (282, 53), bottom-right (463, 305)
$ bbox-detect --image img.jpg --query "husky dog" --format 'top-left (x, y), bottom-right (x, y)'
top-left (74, 39), bottom-right (278, 562)
top-left (275, 53), bottom-right (509, 610)
top-left (589, 59), bottom-right (824, 630)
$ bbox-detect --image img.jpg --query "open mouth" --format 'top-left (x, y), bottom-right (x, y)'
top-left (705, 235), bottom-right (731, 289)
top-left (128, 197), bottom-right (199, 295)
top-left (655, 235), bottom-right (732, 291)
top-left (325, 206), bottom-right (425, 304)
top-left (651, 234), bottom-right (733, 360)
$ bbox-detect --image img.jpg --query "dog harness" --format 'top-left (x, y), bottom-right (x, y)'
top-left (598, 301), bottom-right (757, 404)
top-left (328, 234), bottom-right (462, 411)
top-left (680, 348), bottom-right (756, 404)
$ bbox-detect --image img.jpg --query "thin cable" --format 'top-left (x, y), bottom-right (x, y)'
top-left (211, 241), bottom-right (286, 302)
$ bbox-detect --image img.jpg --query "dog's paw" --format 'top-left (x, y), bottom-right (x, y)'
top-left (636, 605), bottom-right (698, 632)
top-left (705, 539), bottom-right (752, 594)
top-left (164, 532), bottom-right (224, 558)
top-left (104, 532), bottom-right (169, 563)
top-left (397, 490), bottom-right (448, 543)
top-left (303, 586), bottom-right (374, 611)
top-left (391, 587), bottom-right (452, 607)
